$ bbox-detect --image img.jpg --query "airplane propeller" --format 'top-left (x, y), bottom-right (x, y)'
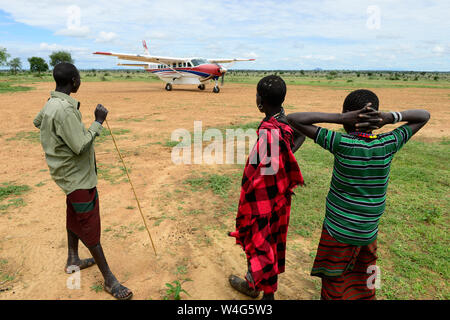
top-left (219, 66), bottom-right (227, 86)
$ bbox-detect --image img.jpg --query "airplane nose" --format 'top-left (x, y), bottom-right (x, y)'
top-left (219, 67), bottom-right (227, 74)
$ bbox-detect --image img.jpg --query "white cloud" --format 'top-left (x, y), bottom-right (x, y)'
top-left (95, 31), bottom-right (118, 43)
top-left (301, 55), bottom-right (336, 61)
top-left (245, 52), bottom-right (259, 59)
top-left (0, 0), bottom-right (449, 70)
top-left (54, 26), bottom-right (90, 38)
top-left (39, 42), bottom-right (87, 53)
top-left (432, 45), bottom-right (445, 56)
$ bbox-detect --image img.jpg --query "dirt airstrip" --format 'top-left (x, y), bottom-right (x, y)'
top-left (0, 81), bottom-right (448, 300)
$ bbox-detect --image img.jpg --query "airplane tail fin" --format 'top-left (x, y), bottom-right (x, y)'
top-left (142, 40), bottom-right (150, 55)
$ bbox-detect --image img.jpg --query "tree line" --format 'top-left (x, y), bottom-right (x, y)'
top-left (0, 47), bottom-right (74, 75)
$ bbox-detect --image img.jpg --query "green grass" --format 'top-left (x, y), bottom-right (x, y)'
top-left (0, 183), bottom-right (30, 202)
top-left (192, 119), bottom-right (449, 299)
top-left (97, 163), bottom-right (128, 184)
top-left (1, 70), bottom-right (449, 90)
top-left (0, 198), bottom-right (26, 211)
top-left (184, 173), bottom-right (234, 198)
top-left (90, 283), bottom-right (103, 293)
top-left (0, 81), bottom-right (33, 93)
top-left (164, 137), bottom-right (191, 148)
top-left (6, 131), bottom-right (40, 143)
top-left (0, 183), bottom-right (30, 212)
top-left (163, 279), bottom-right (192, 300)
top-left (225, 71), bottom-right (450, 89)
top-left (95, 128), bottom-right (131, 144)
top-left (288, 138), bottom-right (449, 299)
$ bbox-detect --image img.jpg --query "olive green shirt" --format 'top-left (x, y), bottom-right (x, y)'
top-left (33, 91), bottom-right (103, 195)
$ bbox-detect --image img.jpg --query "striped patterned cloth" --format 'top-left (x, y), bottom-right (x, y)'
top-left (314, 125), bottom-right (412, 245)
top-left (311, 227), bottom-right (378, 300)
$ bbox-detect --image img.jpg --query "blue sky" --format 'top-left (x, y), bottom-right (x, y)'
top-left (0, 0), bottom-right (449, 71)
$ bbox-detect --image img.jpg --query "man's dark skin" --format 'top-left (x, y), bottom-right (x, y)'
top-left (229, 92), bottom-right (305, 301)
top-left (256, 92), bottom-right (306, 153)
top-left (58, 69), bottom-right (132, 300)
top-left (286, 103), bottom-right (430, 139)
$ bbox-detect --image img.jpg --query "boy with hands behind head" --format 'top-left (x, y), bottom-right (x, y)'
top-left (287, 89), bottom-right (430, 300)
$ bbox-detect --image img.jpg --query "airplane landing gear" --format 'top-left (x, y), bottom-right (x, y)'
top-left (165, 83), bottom-right (172, 91)
top-left (198, 84), bottom-right (205, 90)
top-left (213, 86), bottom-right (220, 93)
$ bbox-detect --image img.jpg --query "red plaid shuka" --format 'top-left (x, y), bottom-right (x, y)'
top-left (229, 115), bottom-right (304, 294)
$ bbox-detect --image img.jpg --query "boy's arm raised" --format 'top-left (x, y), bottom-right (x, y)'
top-left (291, 128), bottom-right (306, 153)
top-left (377, 109), bottom-right (430, 136)
top-left (286, 104), bottom-right (379, 139)
top-left (56, 104), bottom-right (108, 155)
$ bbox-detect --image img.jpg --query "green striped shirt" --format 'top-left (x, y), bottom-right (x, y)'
top-left (314, 125), bottom-right (412, 245)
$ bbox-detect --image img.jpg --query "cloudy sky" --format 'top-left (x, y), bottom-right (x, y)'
top-left (0, 0), bottom-right (448, 71)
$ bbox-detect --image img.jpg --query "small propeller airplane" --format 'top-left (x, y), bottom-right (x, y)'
top-left (93, 40), bottom-right (255, 93)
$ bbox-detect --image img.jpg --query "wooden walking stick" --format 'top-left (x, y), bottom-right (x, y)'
top-left (105, 119), bottom-right (157, 256)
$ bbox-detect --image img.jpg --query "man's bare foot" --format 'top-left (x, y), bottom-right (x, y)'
top-left (228, 275), bottom-right (260, 298)
top-left (65, 258), bottom-right (96, 274)
top-left (104, 280), bottom-right (133, 300)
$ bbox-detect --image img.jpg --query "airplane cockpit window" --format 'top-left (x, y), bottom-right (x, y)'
top-left (191, 59), bottom-right (208, 66)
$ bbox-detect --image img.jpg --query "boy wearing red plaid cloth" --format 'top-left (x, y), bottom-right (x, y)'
top-left (229, 75), bottom-right (305, 300)
top-left (287, 89), bottom-right (430, 299)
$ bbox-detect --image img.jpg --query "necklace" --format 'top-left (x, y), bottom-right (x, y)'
top-left (350, 132), bottom-right (378, 139)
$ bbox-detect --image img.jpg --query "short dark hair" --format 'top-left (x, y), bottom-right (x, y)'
top-left (343, 89), bottom-right (379, 112)
top-left (257, 75), bottom-right (286, 106)
top-left (53, 62), bottom-right (79, 86)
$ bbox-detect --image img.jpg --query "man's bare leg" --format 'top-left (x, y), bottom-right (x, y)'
top-left (87, 243), bottom-right (133, 300)
top-left (65, 229), bottom-right (95, 273)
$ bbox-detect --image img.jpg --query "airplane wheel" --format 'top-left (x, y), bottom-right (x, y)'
top-left (213, 86), bottom-right (220, 93)
top-left (198, 84), bottom-right (205, 90)
top-left (165, 83), bottom-right (172, 91)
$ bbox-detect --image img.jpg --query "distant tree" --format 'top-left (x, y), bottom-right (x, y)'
top-left (28, 57), bottom-right (49, 75)
top-left (49, 51), bottom-right (74, 68)
top-left (8, 57), bottom-right (22, 74)
top-left (0, 47), bottom-right (10, 66)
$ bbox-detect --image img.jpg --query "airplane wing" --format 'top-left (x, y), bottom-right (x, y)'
top-left (93, 51), bottom-right (189, 65)
top-left (117, 63), bottom-right (149, 68)
top-left (207, 58), bottom-right (255, 63)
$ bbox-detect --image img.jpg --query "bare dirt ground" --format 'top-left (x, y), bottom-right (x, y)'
top-left (0, 81), bottom-right (448, 300)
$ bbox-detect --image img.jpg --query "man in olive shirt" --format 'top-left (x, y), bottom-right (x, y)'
top-left (34, 63), bottom-right (132, 300)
